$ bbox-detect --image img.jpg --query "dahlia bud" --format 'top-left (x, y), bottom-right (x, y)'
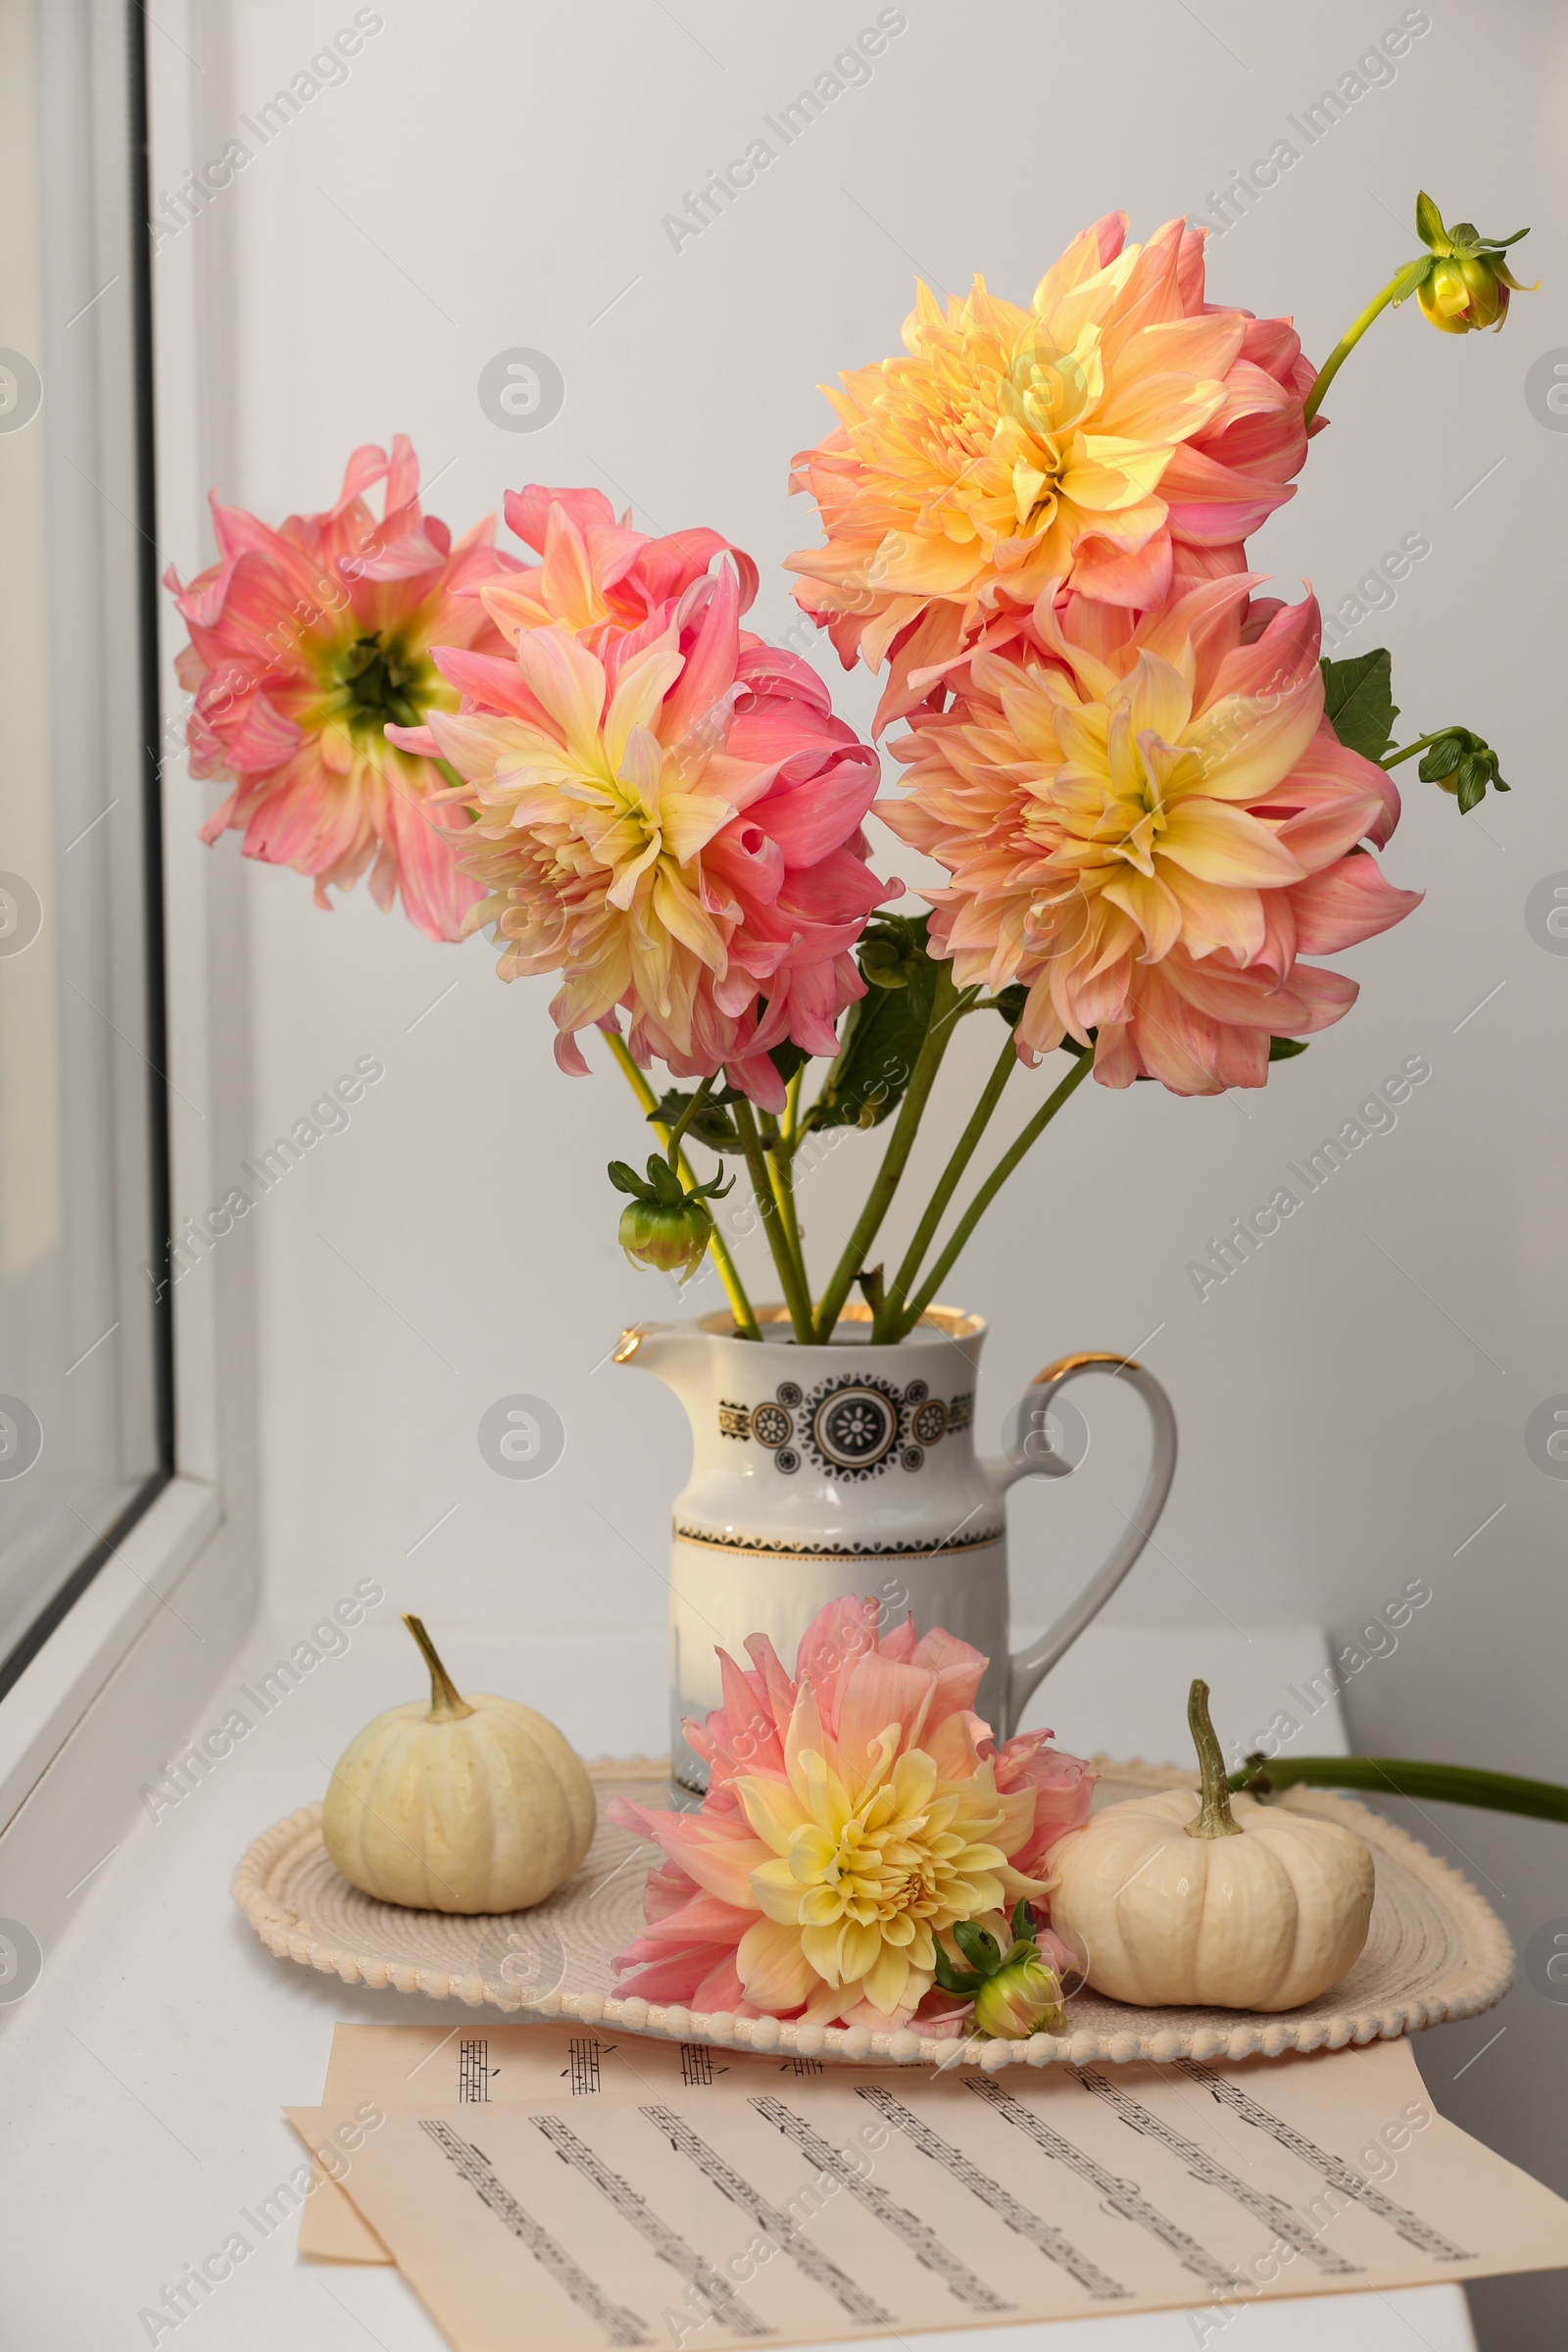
top-left (972, 1947), bottom-right (1066, 2040)
top-left (608, 1152), bottom-right (733, 1285)
top-left (858, 913), bottom-right (929, 991)
top-left (932, 1900), bottom-right (1066, 2039)
top-left (1400, 192), bottom-right (1535, 336)
top-left (1417, 727), bottom-right (1509, 813)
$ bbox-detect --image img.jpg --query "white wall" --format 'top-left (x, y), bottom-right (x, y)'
top-left (160, 7), bottom-right (1568, 2337)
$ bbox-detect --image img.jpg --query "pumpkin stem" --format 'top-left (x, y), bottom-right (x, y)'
top-left (403, 1613), bottom-right (473, 1722)
top-left (1185, 1678), bottom-right (1243, 1839)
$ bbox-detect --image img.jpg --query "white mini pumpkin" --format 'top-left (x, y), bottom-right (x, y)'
top-left (322, 1615), bottom-right (597, 1914)
top-left (1050, 1681), bottom-right (1375, 2012)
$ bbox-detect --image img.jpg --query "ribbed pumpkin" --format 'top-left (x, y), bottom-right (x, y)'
top-left (1049, 1680), bottom-right (1375, 2012)
top-left (322, 1615), bottom-right (597, 1913)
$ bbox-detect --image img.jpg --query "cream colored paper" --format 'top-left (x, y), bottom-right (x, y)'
top-left (287, 2034), bottom-right (1568, 2342)
top-left (298, 2021), bottom-right (801, 2260)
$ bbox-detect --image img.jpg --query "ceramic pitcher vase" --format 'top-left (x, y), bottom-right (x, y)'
top-left (613, 1303), bottom-right (1177, 1794)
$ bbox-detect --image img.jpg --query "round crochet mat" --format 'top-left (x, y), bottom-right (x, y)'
top-left (231, 1757), bottom-right (1513, 2069)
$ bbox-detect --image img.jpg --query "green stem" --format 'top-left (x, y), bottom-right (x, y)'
top-left (733, 1098), bottom-right (814, 1343)
top-left (783, 1065), bottom-right (804, 1145)
top-left (665, 1073), bottom-right (714, 1174)
top-left (604, 1034), bottom-right (760, 1341)
top-left (1379, 728), bottom-right (1464, 771)
top-left (811, 963), bottom-right (962, 1342)
top-left (873, 1025), bottom-right (1018, 1343)
top-left (403, 1613), bottom-right (472, 1722)
top-left (1302, 267), bottom-right (1409, 428)
top-left (894, 1049), bottom-right (1094, 1339)
top-left (762, 1113), bottom-right (808, 1293)
top-left (1227, 1753), bottom-right (1568, 1824)
top-left (1185, 1679), bottom-right (1243, 1839)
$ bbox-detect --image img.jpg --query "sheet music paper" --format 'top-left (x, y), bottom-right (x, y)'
top-left (299, 2023), bottom-right (767, 2260)
top-left (286, 2028), bottom-right (1568, 2342)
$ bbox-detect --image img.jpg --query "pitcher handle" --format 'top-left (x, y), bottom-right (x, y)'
top-left (990, 1350), bottom-right (1178, 1736)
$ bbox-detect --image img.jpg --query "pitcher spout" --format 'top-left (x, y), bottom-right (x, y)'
top-left (611, 1320), bottom-right (706, 1387)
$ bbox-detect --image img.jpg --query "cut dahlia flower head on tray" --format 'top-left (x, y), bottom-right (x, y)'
top-left (605, 1596), bottom-right (1091, 2034)
top-left (173, 193), bottom-right (1532, 1343)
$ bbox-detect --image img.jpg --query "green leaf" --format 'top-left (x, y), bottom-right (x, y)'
top-left (1267, 1036), bottom-right (1309, 1061)
top-left (645, 1155), bottom-right (687, 1207)
top-left (606, 1159), bottom-right (650, 1199)
top-left (994, 982), bottom-right (1030, 1028)
top-left (1414, 189), bottom-right (1448, 253)
top-left (931, 1941), bottom-right (982, 1997)
top-left (812, 915), bottom-right (940, 1131)
top-left (768, 1041), bottom-right (812, 1085)
top-left (1010, 1896), bottom-right (1036, 1942)
top-left (1389, 255), bottom-right (1436, 307)
top-left (1320, 650), bottom-right (1398, 761)
top-left (648, 1088), bottom-right (741, 1151)
top-left (1446, 220), bottom-right (1483, 255)
top-left (953, 1919), bottom-right (1002, 1975)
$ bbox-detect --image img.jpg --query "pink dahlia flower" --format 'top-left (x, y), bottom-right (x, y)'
top-left (608, 1598), bottom-right (1094, 2031)
top-left (883, 574), bottom-right (1422, 1095)
top-left (787, 214), bottom-right (1315, 728)
top-left (169, 438), bottom-right (516, 941)
top-left (481, 482), bottom-right (760, 652)
top-left (393, 562), bottom-right (890, 1106)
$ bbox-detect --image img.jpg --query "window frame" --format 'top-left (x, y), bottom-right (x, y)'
top-left (0, 0), bottom-right (176, 1705)
top-left (0, 0), bottom-right (256, 1843)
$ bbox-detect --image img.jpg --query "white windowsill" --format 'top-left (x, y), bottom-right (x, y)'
top-left (0, 1473), bottom-right (220, 1838)
top-left (0, 1616), bottom-right (1477, 2350)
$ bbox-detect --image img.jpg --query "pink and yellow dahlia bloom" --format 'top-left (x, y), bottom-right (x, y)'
top-left (170, 438), bottom-right (516, 941)
top-left (483, 482), bottom-right (760, 651)
top-left (396, 559), bottom-right (890, 1106)
top-left (883, 575), bottom-right (1422, 1095)
top-left (787, 215), bottom-right (1314, 724)
top-left (608, 1599), bottom-right (1093, 2032)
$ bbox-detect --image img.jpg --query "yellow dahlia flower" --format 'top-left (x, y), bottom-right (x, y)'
top-left (788, 214), bottom-right (1313, 724)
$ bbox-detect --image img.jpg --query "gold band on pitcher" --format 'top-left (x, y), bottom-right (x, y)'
top-left (1032, 1349), bottom-right (1143, 1385)
top-left (698, 1301), bottom-right (987, 1340)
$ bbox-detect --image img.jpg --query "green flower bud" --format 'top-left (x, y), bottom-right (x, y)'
top-left (857, 913), bottom-right (930, 991)
top-left (617, 1194), bottom-right (714, 1283)
top-left (1416, 727), bottom-right (1509, 814)
top-left (971, 1949), bottom-right (1066, 2040)
top-left (607, 1150), bottom-right (734, 1285)
top-left (931, 1899), bottom-right (1067, 2040)
top-left (1419, 252), bottom-right (1514, 334)
top-left (1401, 192), bottom-right (1536, 337)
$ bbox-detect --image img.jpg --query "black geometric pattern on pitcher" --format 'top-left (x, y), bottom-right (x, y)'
top-left (808, 1380), bottom-right (902, 1474)
top-left (911, 1397), bottom-right (948, 1446)
top-left (712, 1375), bottom-right (973, 1480)
top-left (750, 1401), bottom-right (793, 1449)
